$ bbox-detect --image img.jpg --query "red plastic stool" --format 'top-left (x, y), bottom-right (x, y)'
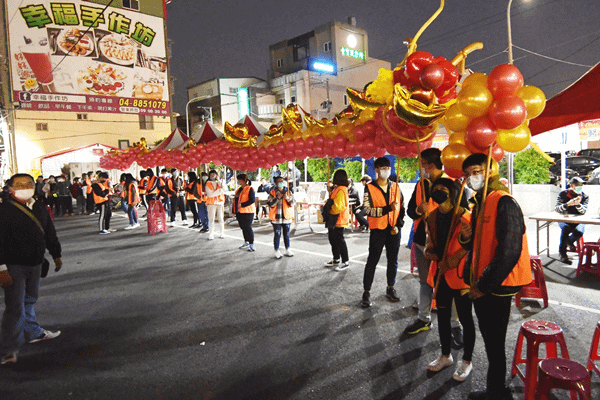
top-left (534, 358), bottom-right (591, 400)
top-left (511, 320), bottom-right (570, 400)
top-left (577, 241), bottom-right (600, 279)
top-left (587, 321), bottom-right (600, 376)
top-left (515, 256), bottom-right (548, 308)
top-left (568, 237), bottom-right (584, 255)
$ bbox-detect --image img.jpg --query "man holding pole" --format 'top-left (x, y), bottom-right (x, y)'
top-left (461, 153), bottom-right (532, 400)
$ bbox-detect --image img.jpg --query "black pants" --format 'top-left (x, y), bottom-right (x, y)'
top-left (473, 294), bottom-right (513, 392)
top-left (354, 208), bottom-right (368, 227)
top-left (559, 223), bottom-right (583, 254)
top-left (236, 213), bottom-right (254, 244)
top-left (86, 193), bottom-right (95, 213)
top-left (98, 202), bottom-right (111, 231)
top-left (363, 228), bottom-right (400, 291)
top-left (59, 196), bottom-right (73, 215)
top-left (140, 194), bottom-right (148, 212)
top-left (169, 195), bottom-right (187, 222)
top-left (436, 277), bottom-right (476, 360)
top-left (328, 227), bottom-right (349, 263)
top-left (188, 201), bottom-right (199, 224)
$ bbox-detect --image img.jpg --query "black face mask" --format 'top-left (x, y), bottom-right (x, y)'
top-left (431, 190), bottom-right (449, 205)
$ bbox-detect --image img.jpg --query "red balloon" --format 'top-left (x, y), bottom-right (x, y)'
top-left (492, 144), bottom-right (505, 162)
top-left (314, 135), bottom-right (324, 147)
top-left (405, 51), bottom-right (434, 81)
top-left (374, 147), bottom-right (386, 158)
top-left (362, 120), bottom-right (377, 138)
top-left (444, 167), bottom-right (463, 179)
top-left (466, 116), bottom-right (498, 149)
top-left (346, 142), bottom-right (357, 156)
top-left (465, 139), bottom-right (487, 154)
top-left (305, 137), bottom-right (315, 147)
top-left (419, 63), bottom-right (445, 90)
top-left (434, 59), bottom-right (460, 93)
top-left (488, 64), bottom-right (524, 98)
top-left (488, 96), bottom-right (528, 130)
top-left (333, 134), bottom-right (347, 148)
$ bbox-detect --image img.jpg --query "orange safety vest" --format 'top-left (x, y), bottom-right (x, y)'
top-left (269, 188), bottom-right (293, 221)
top-left (85, 176), bottom-right (93, 194)
top-left (93, 181), bottom-right (110, 204)
top-left (427, 210), bottom-right (471, 290)
top-left (194, 181), bottom-right (206, 203)
top-left (120, 181), bottom-right (127, 198)
top-left (128, 182), bottom-right (140, 205)
top-left (413, 176), bottom-right (450, 232)
top-left (330, 186), bottom-right (349, 228)
top-left (138, 176), bottom-right (148, 195)
top-left (146, 175), bottom-right (160, 196)
top-left (472, 191), bottom-right (532, 288)
top-left (236, 185), bottom-right (256, 214)
top-left (205, 181), bottom-right (224, 205)
top-left (366, 181), bottom-right (401, 230)
top-left (186, 181), bottom-right (197, 201)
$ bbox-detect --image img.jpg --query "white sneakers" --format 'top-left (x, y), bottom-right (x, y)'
top-left (427, 355), bottom-right (473, 381)
top-left (453, 360), bottom-right (473, 381)
top-left (99, 230), bottom-right (110, 234)
top-left (427, 354), bottom-right (454, 372)
top-left (274, 250), bottom-right (283, 259)
top-left (283, 248), bottom-right (294, 257)
top-left (181, 220), bottom-right (188, 225)
top-left (124, 223), bottom-right (140, 230)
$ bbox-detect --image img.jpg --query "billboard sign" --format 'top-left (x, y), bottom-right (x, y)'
top-left (7, 1), bottom-right (170, 116)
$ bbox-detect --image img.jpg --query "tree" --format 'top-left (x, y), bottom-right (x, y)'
top-left (514, 148), bottom-right (551, 184)
top-left (342, 159), bottom-right (363, 182)
top-left (395, 157), bottom-right (419, 182)
top-left (307, 158), bottom-right (336, 182)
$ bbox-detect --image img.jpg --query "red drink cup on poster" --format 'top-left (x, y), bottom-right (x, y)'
top-left (20, 43), bottom-right (55, 92)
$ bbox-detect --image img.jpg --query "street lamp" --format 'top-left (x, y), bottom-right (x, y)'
top-left (185, 96), bottom-right (212, 137)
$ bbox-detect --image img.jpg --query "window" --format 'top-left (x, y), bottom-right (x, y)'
top-left (118, 140), bottom-right (130, 150)
top-left (229, 87), bottom-right (238, 94)
top-left (293, 42), bottom-right (309, 62)
top-left (290, 96), bottom-right (296, 103)
top-left (278, 99), bottom-right (285, 105)
top-left (324, 42), bottom-right (332, 52)
top-left (139, 115), bottom-right (154, 130)
top-left (122, 0), bottom-right (139, 11)
top-left (77, 113), bottom-right (88, 120)
top-left (277, 59), bottom-right (283, 68)
top-left (36, 123), bottom-right (48, 131)
top-left (343, 94), bottom-right (349, 106)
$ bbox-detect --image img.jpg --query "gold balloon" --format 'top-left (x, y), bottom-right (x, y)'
top-left (312, 125), bottom-right (325, 137)
top-left (456, 84), bottom-right (492, 118)
top-left (301, 126), bottom-right (313, 141)
top-left (323, 125), bottom-right (338, 140)
top-left (443, 104), bottom-right (471, 132)
top-left (282, 106), bottom-right (302, 136)
top-left (346, 87), bottom-right (386, 112)
top-left (496, 122), bottom-right (531, 153)
top-left (441, 143), bottom-right (471, 171)
top-left (461, 72), bottom-right (488, 89)
top-left (448, 131), bottom-right (466, 145)
top-left (393, 84), bottom-right (447, 127)
top-left (491, 159), bottom-right (499, 176)
top-left (223, 122), bottom-right (256, 148)
top-left (517, 85), bottom-right (546, 119)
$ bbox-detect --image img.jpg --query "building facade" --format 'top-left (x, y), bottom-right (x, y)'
top-left (1, 0), bottom-right (174, 177)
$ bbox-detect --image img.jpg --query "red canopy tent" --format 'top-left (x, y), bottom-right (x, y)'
top-left (529, 62), bottom-right (600, 136)
top-left (190, 121), bottom-right (223, 144)
top-left (153, 128), bottom-right (190, 151)
top-left (238, 115), bottom-right (268, 137)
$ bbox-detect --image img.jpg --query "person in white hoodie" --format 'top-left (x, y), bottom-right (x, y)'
top-left (205, 169), bottom-right (225, 240)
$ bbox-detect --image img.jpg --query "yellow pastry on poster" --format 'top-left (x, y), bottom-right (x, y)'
top-left (133, 82), bottom-right (163, 100)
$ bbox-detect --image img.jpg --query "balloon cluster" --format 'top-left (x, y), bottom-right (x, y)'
top-left (441, 64), bottom-right (546, 177)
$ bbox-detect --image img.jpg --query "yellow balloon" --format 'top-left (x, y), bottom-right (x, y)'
top-left (312, 125), bottom-right (325, 137)
top-left (444, 104), bottom-right (472, 132)
top-left (456, 84), bottom-right (493, 118)
top-left (496, 122), bottom-right (531, 153)
top-left (462, 72), bottom-right (488, 89)
top-left (301, 127), bottom-right (313, 141)
top-left (491, 159), bottom-right (499, 176)
top-left (441, 143), bottom-right (471, 171)
top-left (323, 125), bottom-right (338, 139)
top-left (359, 108), bottom-right (376, 123)
top-left (448, 131), bottom-right (466, 145)
top-left (517, 85), bottom-right (546, 119)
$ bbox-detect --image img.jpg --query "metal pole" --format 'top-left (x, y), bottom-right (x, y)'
top-left (185, 96), bottom-right (210, 136)
top-left (507, 0), bottom-right (514, 65)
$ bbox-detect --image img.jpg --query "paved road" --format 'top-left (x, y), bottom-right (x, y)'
top-left (1, 208), bottom-right (599, 400)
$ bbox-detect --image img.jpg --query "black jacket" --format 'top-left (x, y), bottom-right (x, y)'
top-left (0, 198), bottom-right (62, 266)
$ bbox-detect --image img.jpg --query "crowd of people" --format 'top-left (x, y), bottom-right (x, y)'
top-left (0, 151), bottom-right (537, 400)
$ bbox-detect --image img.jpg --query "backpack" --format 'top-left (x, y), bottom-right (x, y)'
top-left (71, 183), bottom-right (81, 198)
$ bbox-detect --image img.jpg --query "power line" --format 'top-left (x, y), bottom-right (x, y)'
top-left (512, 45), bottom-right (593, 68)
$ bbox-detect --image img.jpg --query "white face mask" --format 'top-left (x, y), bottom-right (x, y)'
top-left (378, 169), bottom-right (391, 180)
top-left (422, 169), bottom-right (430, 179)
top-left (202, 176), bottom-right (208, 182)
top-left (13, 188), bottom-right (35, 202)
top-left (173, 172), bottom-right (179, 177)
top-left (468, 174), bottom-right (485, 191)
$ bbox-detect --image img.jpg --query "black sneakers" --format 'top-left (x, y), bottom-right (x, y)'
top-left (361, 291), bottom-right (371, 308)
top-left (386, 287), bottom-right (400, 302)
top-left (451, 326), bottom-right (464, 349)
top-left (559, 253), bottom-right (572, 265)
top-left (404, 319), bottom-right (432, 335)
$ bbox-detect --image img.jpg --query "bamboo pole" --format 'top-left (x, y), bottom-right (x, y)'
top-left (432, 179), bottom-right (467, 300)
top-left (470, 145), bottom-right (494, 290)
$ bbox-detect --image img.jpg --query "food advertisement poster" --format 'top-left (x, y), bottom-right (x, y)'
top-left (8, 1), bottom-right (170, 116)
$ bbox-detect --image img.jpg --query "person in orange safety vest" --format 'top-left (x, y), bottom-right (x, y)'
top-left (233, 174), bottom-right (256, 251)
top-left (461, 153), bottom-right (532, 400)
top-left (324, 169), bottom-right (350, 271)
top-left (92, 172), bottom-right (113, 234)
top-left (360, 157), bottom-right (404, 308)
top-left (123, 173), bottom-right (140, 230)
top-left (423, 178), bottom-right (476, 382)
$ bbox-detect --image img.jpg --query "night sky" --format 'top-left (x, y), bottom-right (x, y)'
top-left (166, 0), bottom-right (600, 115)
